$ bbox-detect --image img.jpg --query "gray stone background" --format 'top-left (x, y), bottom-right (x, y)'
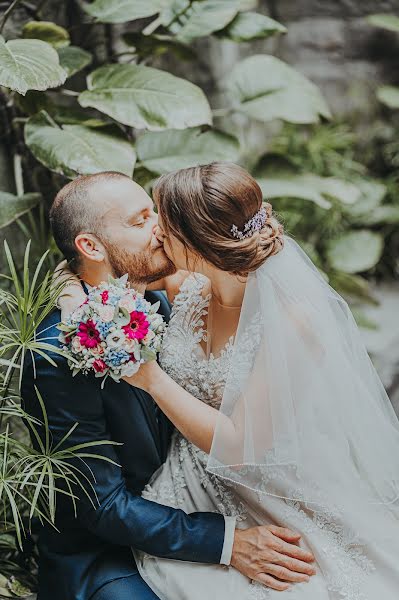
top-left (0, 0), bottom-right (398, 410)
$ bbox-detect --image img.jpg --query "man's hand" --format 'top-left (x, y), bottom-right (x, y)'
top-left (231, 525), bottom-right (316, 591)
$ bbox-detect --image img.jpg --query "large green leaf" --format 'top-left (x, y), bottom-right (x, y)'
top-left (0, 36), bottom-right (67, 95)
top-left (168, 0), bottom-right (240, 41)
top-left (326, 231), bottom-right (384, 274)
top-left (81, 0), bottom-right (165, 23)
top-left (377, 85), bottom-right (399, 109)
top-left (343, 180), bottom-right (386, 218)
top-left (79, 64), bottom-right (212, 130)
top-left (25, 111), bottom-right (136, 178)
top-left (218, 12), bottom-right (286, 42)
top-left (0, 192), bottom-right (41, 229)
top-left (257, 173), bottom-right (359, 209)
top-left (57, 46), bottom-right (92, 78)
top-left (226, 54), bottom-right (331, 124)
top-left (136, 128), bottom-right (240, 174)
top-left (366, 14), bottom-right (399, 33)
top-left (22, 21), bottom-right (70, 48)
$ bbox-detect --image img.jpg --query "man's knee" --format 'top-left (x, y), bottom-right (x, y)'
top-left (91, 574), bottom-right (160, 600)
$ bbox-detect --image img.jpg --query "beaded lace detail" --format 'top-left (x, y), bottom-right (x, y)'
top-left (159, 274), bottom-right (234, 409)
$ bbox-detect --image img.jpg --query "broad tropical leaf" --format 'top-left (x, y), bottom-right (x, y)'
top-left (22, 20), bottom-right (70, 48)
top-left (25, 111), bottom-right (136, 178)
top-left (258, 173), bottom-right (359, 209)
top-left (168, 0), bottom-right (240, 41)
top-left (218, 12), bottom-right (286, 42)
top-left (343, 180), bottom-right (386, 218)
top-left (0, 36), bottom-right (67, 95)
top-left (226, 54), bottom-right (331, 124)
top-left (57, 46), bottom-right (92, 78)
top-left (366, 14), bottom-right (399, 33)
top-left (137, 128), bottom-right (240, 174)
top-left (81, 0), bottom-right (165, 23)
top-left (79, 64), bottom-right (212, 130)
top-left (377, 85), bottom-right (399, 109)
top-left (0, 192), bottom-right (41, 229)
top-left (326, 231), bottom-right (384, 274)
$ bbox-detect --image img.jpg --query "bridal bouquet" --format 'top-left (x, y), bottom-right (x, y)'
top-left (58, 275), bottom-right (166, 386)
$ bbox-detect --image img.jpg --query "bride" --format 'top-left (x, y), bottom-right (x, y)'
top-left (62, 163), bottom-right (399, 599)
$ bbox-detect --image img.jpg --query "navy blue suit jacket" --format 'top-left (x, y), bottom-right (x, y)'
top-left (21, 291), bottom-right (225, 600)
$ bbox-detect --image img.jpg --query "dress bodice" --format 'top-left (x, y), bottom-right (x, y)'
top-left (159, 274), bottom-right (234, 409)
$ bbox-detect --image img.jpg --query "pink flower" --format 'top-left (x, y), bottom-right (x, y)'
top-left (77, 319), bottom-right (101, 348)
top-left (101, 290), bottom-right (109, 304)
top-left (93, 359), bottom-right (107, 373)
top-left (122, 311), bottom-right (149, 341)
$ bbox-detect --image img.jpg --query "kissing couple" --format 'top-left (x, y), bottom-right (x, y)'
top-left (22, 163), bottom-right (399, 600)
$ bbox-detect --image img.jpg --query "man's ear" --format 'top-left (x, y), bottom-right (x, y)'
top-left (74, 233), bottom-right (106, 263)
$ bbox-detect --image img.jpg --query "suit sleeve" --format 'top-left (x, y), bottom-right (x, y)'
top-left (21, 352), bottom-right (226, 564)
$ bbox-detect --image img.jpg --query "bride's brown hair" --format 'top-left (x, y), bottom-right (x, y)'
top-left (153, 162), bottom-right (284, 276)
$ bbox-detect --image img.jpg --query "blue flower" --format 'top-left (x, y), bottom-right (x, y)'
top-left (96, 321), bottom-right (112, 338)
top-left (106, 348), bottom-right (130, 367)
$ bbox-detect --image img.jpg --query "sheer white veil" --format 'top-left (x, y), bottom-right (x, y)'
top-left (207, 236), bottom-right (399, 528)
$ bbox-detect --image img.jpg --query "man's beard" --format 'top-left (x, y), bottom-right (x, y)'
top-left (103, 239), bottom-right (176, 285)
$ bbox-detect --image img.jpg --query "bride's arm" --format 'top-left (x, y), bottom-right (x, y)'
top-left (52, 260), bottom-right (86, 319)
top-left (124, 361), bottom-right (239, 455)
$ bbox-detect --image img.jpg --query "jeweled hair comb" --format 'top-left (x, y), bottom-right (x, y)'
top-left (230, 206), bottom-right (268, 240)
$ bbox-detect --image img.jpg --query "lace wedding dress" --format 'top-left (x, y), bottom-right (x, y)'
top-left (133, 274), bottom-right (399, 600)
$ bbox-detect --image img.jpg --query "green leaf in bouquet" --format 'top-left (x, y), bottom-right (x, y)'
top-left (326, 231), bottom-right (384, 274)
top-left (217, 12), bottom-right (286, 42)
top-left (136, 127), bottom-right (240, 174)
top-left (0, 36), bottom-right (67, 95)
top-left (57, 46), bottom-right (92, 78)
top-left (0, 192), bottom-right (41, 229)
top-left (81, 0), bottom-right (164, 23)
top-left (25, 111), bottom-right (136, 178)
top-left (22, 20), bottom-right (70, 48)
top-left (140, 347), bottom-right (157, 362)
top-left (377, 85), bottom-right (399, 109)
top-left (117, 307), bottom-right (131, 326)
top-left (226, 54), bottom-right (331, 124)
top-left (366, 14), bottom-right (399, 33)
top-left (79, 64), bottom-right (212, 130)
top-left (167, 0), bottom-right (240, 42)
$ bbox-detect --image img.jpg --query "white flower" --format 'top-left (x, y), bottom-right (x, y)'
top-left (119, 296), bottom-right (137, 313)
top-left (72, 337), bottom-right (83, 353)
top-left (120, 361), bottom-right (140, 377)
top-left (96, 305), bottom-right (115, 322)
top-left (106, 329), bottom-right (126, 349)
top-left (123, 337), bottom-right (139, 353)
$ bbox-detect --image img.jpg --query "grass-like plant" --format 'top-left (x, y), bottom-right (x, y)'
top-left (0, 241), bottom-right (119, 595)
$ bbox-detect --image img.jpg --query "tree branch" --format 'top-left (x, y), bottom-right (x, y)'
top-left (0, 0), bottom-right (23, 34)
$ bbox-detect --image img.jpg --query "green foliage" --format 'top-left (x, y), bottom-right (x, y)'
top-left (0, 3), bottom-right (398, 589)
top-left (0, 36), bottom-right (67, 95)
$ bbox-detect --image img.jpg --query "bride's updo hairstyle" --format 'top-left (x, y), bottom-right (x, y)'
top-left (153, 162), bottom-right (284, 276)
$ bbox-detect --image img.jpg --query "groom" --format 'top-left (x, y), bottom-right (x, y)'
top-left (22, 172), bottom-right (315, 600)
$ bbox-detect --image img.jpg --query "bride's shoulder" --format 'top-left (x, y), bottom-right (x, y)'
top-left (165, 271), bottom-right (209, 304)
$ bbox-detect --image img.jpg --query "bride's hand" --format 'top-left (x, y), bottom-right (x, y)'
top-left (53, 260), bottom-right (86, 320)
top-left (123, 360), bottom-right (164, 394)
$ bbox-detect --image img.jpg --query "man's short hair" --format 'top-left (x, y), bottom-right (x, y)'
top-left (50, 171), bottom-right (129, 272)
